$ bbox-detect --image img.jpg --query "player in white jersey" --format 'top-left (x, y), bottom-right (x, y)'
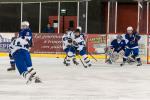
top-left (10, 37), bottom-right (41, 84)
top-left (62, 28), bottom-right (79, 66)
top-left (7, 21), bottom-right (33, 71)
top-left (73, 29), bottom-right (92, 67)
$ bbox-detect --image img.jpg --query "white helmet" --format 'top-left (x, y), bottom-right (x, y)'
top-left (77, 26), bottom-right (82, 32)
top-left (21, 21), bottom-right (30, 27)
top-left (127, 26), bottom-right (133, 31)
top-left (21, 21), bottom-right (30, 29)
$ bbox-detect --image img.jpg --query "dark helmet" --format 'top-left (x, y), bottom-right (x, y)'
top-left (75, 29), bottom-right (81, 33)
top-left (116, 35), bottom-right (123, 40)
top-left (66, 27), bottom-right (73, 32)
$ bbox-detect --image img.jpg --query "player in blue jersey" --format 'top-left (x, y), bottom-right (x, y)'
top-left (9, 37), bottom-right (41, 84)
top-left (120, 26), bottom-right (142, 66)
top-left (19, 21), bottom-right (33, 47)
top-left (110, 35), bottom-right (126, 53)
top-left (105, 35), bottom-right (126, 64)
top-left (7, 21), bottom-right (33, 71)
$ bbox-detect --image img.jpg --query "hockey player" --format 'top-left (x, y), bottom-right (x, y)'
top-left (19, 21), bottom-right (33, 47)
top-left (9, 37), bottom-right (41, 84)
top-left (7, 37), bottom-right (17, 71)
top-left (7, 21), bottom-right (33, 71)
top-left (73, 29), bottom-right (92, 67)
top-left (62, 28), bottom-right (79, 66)
top-left (120, 26), bottom-right (142, 66)
top-left (105, 35), bottom-right (126, 64)
top-left (77, 26), bottom-right (85, 39)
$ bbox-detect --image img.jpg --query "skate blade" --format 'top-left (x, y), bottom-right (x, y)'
top-left (26, 79), bottom-right (33, 84)
top-left (26, 72), bottom-right (36, 85)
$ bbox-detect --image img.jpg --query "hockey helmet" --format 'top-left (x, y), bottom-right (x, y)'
top-left (21, 21), bottom-right (30, 29)
top-left (77, 26), bottom-right (82, 32)
top-left (127, 26), bottom-right (133, 34)
top-left (116, 34), bottom-right (123, 40)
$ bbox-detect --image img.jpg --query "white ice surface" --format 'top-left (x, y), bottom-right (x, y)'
top-left (0, 57), bottom-right (150, 100)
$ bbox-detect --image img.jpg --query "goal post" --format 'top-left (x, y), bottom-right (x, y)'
top-left (147, 33), bottom-right (150, 64)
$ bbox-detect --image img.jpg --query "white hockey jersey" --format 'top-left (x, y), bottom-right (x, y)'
top-left (73, 34), bottom-right (86, 51)
top-left (62, 31), bottom-right (75, 50)
top-left (67, 31), bottom-right (75, 40)
top-left (9, 37), bottom-right (30, 55)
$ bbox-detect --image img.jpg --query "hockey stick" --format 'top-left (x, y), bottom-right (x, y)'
top-left (85, 37), bottom-right (97, 62)
top-left (77, 55), bottom-right (87, 68)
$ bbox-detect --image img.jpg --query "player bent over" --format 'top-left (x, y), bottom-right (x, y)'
top-left (7, 21), bottom-right (33, 71)
top-left (120, 26), bottom-right (142, 66)
top-left (62, 28), bottom-right (79, 66)
top-left (10, 37), bottom-right (41, 84)
top-left (105, 35), bottom-right (126, 64)
top-left (73, 29), bottom-right (92, 67)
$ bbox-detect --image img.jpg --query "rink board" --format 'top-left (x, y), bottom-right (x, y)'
top-left (0, 53), bottom-right (106, 59)
top-left (0, 53), bottom-right (149, 63)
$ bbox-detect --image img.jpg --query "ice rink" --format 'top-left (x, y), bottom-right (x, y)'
top-left (1, 57), bottom-right (150, 100)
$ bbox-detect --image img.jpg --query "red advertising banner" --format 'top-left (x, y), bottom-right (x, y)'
top-left (0, 33), bottom-right (107, 54)
top-left (30, 33), bottom-right (107, 54)
top-left (31, 33), bottom-right (64, 53)
top-left (87, 34), bottom-right (106, 54)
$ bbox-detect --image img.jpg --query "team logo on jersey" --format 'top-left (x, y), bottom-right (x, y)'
top-left (26, 32), bottom-right (30, 36)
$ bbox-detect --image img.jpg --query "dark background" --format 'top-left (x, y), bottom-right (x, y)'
top-left (0, 0), bottom-right (146, 33)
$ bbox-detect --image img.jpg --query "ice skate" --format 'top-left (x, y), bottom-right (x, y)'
top-left (137, 62), bottom-right (142, 66)
top-left (73, 58), bottom-right (79, 65)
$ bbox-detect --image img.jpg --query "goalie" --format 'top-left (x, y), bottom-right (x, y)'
top-left (105, 35), bottom-right (126, 64)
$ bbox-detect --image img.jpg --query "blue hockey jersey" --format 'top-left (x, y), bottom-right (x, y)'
top-left (19, 28), bottom-right (32, 47)
top-left (110, 39), bottom-right (126, 52)
top-left (125, 32), bottom-right (141, 48)
top-left (19, 28), bottom-right (32, 38)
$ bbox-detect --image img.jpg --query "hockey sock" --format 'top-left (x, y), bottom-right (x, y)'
top-left (82, 55), bottom-right (91, 66)
top-left (123, 57), bottom-right (127, 63)
top-left (136, 57), bottom-right (141, 63)
top-left (22, 68), bottom-right (36, 79)
top-left (66, 52), bottom-right (74, 66)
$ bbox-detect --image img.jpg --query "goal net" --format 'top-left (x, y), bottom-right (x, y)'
top-left (148, 33), bottom-right (150, 64)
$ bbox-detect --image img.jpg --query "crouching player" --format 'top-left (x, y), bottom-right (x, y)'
top-left (73, 29), bottom-right (92, 68)
top-left (62, 28), bottom-right (79, 66)
top-left (7, 21), bottom-right (33, 71)
top-left (10, 37), bottom-right (41, 84)
top-left (105, 35), bottom-right (126, 64)
top-left (121, 26), bottom-right (142, 66)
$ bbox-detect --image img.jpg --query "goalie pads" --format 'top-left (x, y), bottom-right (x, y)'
top-left (105, 47), bottom-right (125, 63)
top-left (104, 47), bottom-right (114, 56)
